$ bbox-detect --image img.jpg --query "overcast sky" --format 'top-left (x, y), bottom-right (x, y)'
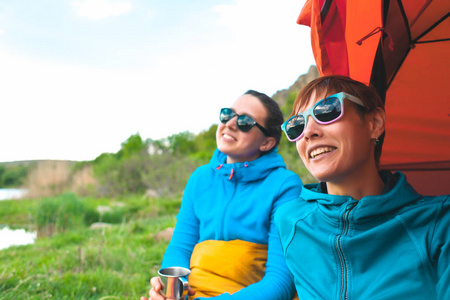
top-left (0, 0), bottom-right (315, 162)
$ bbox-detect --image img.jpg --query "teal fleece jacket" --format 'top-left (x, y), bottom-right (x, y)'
top-left (275, 171), bottom-right (450, 300)
top-left (161, 148), bottom-right (302, 300)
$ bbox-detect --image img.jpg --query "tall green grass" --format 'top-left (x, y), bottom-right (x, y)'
top-left (0, 194), bottom-right (181, 299)
top-left (0, 198), bottom-right (38, 229)
top-left (36, 193), bottom-right (89, 236)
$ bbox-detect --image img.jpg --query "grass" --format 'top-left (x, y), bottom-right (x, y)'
top-left (0, 194), bottom-right (181, 299)
top-left (0, 198), bottom-right (39, 229)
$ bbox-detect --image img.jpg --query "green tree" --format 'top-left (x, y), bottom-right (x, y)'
top-left (118, 133), bottom-right (148, 159)
top-left (92, 153), bottom-right (121, 195)
top-left (92, 134), bottom-right (152, 196)
top-left (0, 165), bottom-right (5, 186)
top-left (280, 91), bottom-right (298, 118)
top-left (147, 138), bottom-right (169, 155)
top-left (167, 131), bottom-right (197, 156)
top-left (191, 124), bottom-right (217, 161)
top-left (0, 164), bottom-right (29, 188)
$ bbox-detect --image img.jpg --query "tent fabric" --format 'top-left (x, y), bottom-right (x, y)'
top-left (298, 0), bottom-right (450, 195)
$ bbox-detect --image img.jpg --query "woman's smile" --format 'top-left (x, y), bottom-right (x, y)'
top-left (309, 146), bottom-right (336, 159)
top-left (222, 133), bottom-right (237, 142)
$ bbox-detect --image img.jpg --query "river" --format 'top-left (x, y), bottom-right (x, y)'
top-left (0, 188), bottom-right (28, 201)
top-left (0, 227), bottom-right (37, 250)
top-left (0, 188), bottom-right (36, 250)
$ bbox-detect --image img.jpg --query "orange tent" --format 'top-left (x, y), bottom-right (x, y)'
top-left (298, 0), bottom-right (450, 195)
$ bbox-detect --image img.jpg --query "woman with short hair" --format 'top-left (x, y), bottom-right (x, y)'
top-left (276, 75), bottom-right (449, 300)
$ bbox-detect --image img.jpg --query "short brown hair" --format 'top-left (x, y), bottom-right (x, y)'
top-left (291, 75), bottom-right (385, 167)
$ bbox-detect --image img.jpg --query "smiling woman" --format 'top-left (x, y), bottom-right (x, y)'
top-left (276, 75), bottom-right (450, 300)
top-left (142, 90), bottom-right (302, 300)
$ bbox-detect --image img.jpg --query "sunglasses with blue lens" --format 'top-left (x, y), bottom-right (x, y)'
top-left (281, 92), bottom-right (365, 142)
top-left (220, 108), bottom-right (269, 136)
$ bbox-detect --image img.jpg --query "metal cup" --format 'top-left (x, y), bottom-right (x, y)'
top-left (158, 266), bottom-right (190, 300)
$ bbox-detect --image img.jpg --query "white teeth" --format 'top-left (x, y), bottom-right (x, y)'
top-left (310, 146), bottom-right (335, 158)
top-left (223, 134), bottom-right (235, 140)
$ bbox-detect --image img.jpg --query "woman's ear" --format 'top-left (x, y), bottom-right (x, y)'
top-left (369, 107), bottom-right (386, 139)
top-left (260, 137), bottom-right (277, 152)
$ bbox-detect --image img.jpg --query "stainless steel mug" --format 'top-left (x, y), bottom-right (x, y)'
top-left (158, 266), bottom-right (190, 300)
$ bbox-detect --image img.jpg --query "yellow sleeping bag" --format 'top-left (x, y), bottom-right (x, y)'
top-left (188, 239), bottom-right (267, 298)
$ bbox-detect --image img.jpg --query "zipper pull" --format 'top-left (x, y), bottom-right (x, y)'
top-left (228, 168), bottom-right (234, 180)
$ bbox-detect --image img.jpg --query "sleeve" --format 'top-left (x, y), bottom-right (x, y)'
top-left (202, 173), bottom-right (302, 300)
top-left (435, 196), bottom-right (450, 300)
top-left (161, 171), bottom-right (200, 269)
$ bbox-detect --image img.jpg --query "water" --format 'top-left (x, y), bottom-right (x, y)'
top-left (0, 188), bottom-right (28, 201)
top-left (0, 188), bottom-right (35, 250)
top-left (0, 227), bottom-right (37, 250)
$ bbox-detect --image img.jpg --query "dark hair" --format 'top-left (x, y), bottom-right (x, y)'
top-left (291, 75), bottom-right (385, 167)
top-left (244, 89), bottom-right (284, 151)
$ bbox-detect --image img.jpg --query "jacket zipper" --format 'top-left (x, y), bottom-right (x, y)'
top-left (218, 175), bottom-right (237, 239)
top-left (335, 202), bottom-right (357, 300)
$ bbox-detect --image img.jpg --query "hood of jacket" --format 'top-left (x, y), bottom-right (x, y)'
top-left (300, 171), bottom-right (423, 222)
top-left (209, 148), bottom-right (287, 183)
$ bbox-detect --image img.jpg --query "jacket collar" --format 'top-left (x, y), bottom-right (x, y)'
top-left (301, 171), bottom-right (422, 220)
top-left (210, 148), bottom-right (286, 183)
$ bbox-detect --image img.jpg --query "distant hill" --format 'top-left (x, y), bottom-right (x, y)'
top-left (0, 160), bottom-right (75, 167)
top-left (272, 65), bottom-right (319, 108)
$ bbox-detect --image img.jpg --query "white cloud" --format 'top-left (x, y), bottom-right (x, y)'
top-left (0, 50), bottom-right (160, 161)
top-left (71, 0), bottom-right (132, 20)
top-left (215, 0), bottom-right (303, 36)
top-left (0, 48), bottom-right (222, 161)
top-left (209, 0), bottom-right (313, 93)
top-left (0, 0), bottom-right (315, 162)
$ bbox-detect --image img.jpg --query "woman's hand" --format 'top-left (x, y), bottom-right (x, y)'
top-left (140, 276), bottom-right (165, 300)
top-left (140, 276), bottom-right (196, 300)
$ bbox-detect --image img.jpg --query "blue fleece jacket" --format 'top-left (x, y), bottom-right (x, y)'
top-left (161, 148), bottom-right (302, 299)
top-left (275, 171), bottom-right (450, 300)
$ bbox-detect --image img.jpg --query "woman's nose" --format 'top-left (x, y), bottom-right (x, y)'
top-left (303, 115), bottom-right (322, 140)
top-left (225, 115), bottom-right (238, 130)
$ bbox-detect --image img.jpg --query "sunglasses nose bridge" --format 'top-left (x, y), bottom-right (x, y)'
top-left (224, 114), bottom-right (239, 129)
top-left (306, 112), bottom-right (320, 125)
top-left (302, 112), bottom-right (324, 140)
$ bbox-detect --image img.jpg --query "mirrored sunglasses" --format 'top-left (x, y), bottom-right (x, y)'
top-left (220, 108), bottom-right (269, 136)
top-left (281, 92), bottom-right (365, 142)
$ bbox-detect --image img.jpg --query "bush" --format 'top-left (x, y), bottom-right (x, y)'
top-left (35, 193), bottom-right (92, 236)
top-left (0, 163), bottom-right (29, 188)
top-left (101, 209), bottom-right (125, 224)
top-left (83, 208), bottom-right (101, 226)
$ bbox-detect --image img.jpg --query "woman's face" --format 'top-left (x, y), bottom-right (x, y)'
top-left (296, 90), bottom-right (376, 184)
top-left (216, 94), bottom-right (273, 164)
